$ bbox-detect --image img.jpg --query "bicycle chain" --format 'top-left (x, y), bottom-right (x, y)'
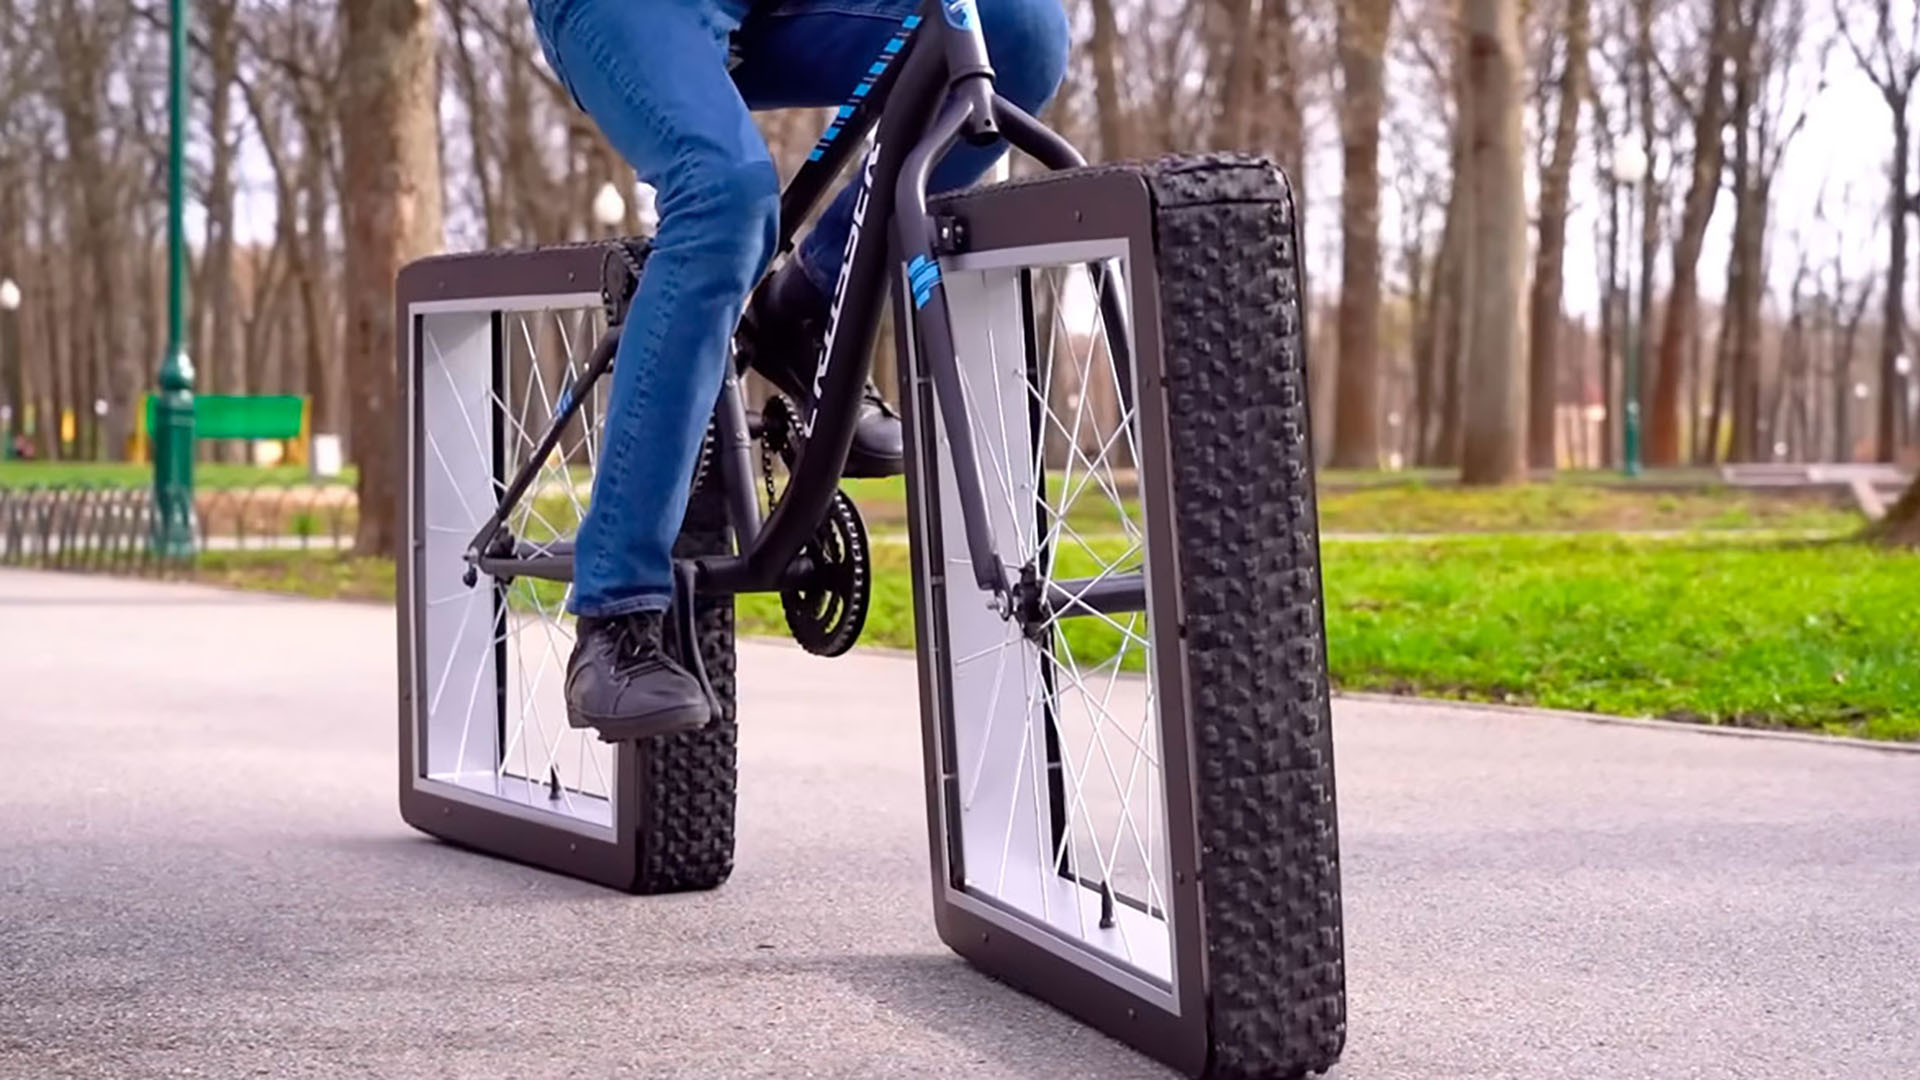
top-left (687, 424), bottom-right (716, 500)
top-left (759, 397), bottom-right (786, 511)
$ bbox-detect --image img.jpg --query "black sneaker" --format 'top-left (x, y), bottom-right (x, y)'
top-left (565, 612), bottom-right (711, 741)
top-left (739, 259), bottom-right (905, 478)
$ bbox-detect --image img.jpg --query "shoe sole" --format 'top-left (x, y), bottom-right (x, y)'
top-left (568, 701), bottom-right (712, 743)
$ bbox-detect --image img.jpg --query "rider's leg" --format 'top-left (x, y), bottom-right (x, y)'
top-left (531, 0), bottom-right (773, 736)
top-left (730, 0), bottom-right (1070, 478)
top-left (735, 0), bottom-right (1070, 290)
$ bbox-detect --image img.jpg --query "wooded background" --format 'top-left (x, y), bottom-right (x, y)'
top-left (4, 0), bottom-right (1920, 551)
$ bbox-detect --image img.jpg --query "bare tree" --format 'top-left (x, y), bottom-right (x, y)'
top-left (202, 0), bottom-right (245, 460)
top-left (1818, 195), bottom-right (1875, 460)
top-left (1330, 0), bottom-right (1393, 467)
top-left (1527, 0), bottom-right (1591, 469)
top-left (1646, 0), bottom-right (1738, 464)
top-left (47, 3), bottom-right (139, 459)
top-left (1459, 0), bottom-right (1531, 484)
top-left (1838, 0), bottom-right (1920, 463)
top-left (339, 0), bottom-right (445, 555)
top-left (1708, 0), bottom-right (1814, 462)
top-left (1086, 0), bottom-right (1129, 159)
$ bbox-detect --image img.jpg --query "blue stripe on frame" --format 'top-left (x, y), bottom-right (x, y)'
top-left (804, 13), bottom-right (922, 163)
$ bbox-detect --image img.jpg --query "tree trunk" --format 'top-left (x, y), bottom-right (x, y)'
top-left (1707, 298), bottom-right (1732, 462)
top-left (1687, 306), bottom-right (1707, 460)
top-left (1879, 116), bottom-right (1908, 463)
top-left (1834, 286), bottom-right (1868, 461)
top-left (1330, 0), bottom-right (1392, 468)
top-left (1411, 211), bottom-right (1445, 465)
top-left (299, 103), bottom-right (338, 438)
top-left (1778, 308), bottom-right (1806, 459)
top-left (1527, 0), bottom-right (1589, 470)
top-left (1634, 0), bottom-right (1660, 463)
top-left (1264, 0), bottom-right (1308, 191)
top-left (1731, 198), bottom-right (1771, 461)
top-left (1722, 86), bottom-right (1760, 461)
top-left (1648, 0), bottom-right (1737, 465)
top-left (1432, 136), bottom-right (1472, 468)
top-left (1458, 0), bottom-right (1529, 485)
top-left (1087, 0), bottom-right (1128, 161)
top-left (1869, 473), bottom-right (1920, 544)
top-left (340, 0), bottom-right (444, 556)
top-left (31, 207), bottom-right (63, 461)
top-left (502, 13), bottom-right (561, 245)
top-left (446, 0), bottom-right (507, 246)
top-left (0, 157), bottom-right (23, 451)
top-left (1212, 0), bottom-right (1260, 150)
top-left (241, 66), bottom-right (307, 404)
top-left (1599, 167), bottom-right (1619, 467)
top-left (51, 17), bottom-right (135, 460)
top-left (205, 0), bottom-right (243, 462)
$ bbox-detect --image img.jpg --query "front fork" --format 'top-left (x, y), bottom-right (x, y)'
top-left (892, 84), bottom-right (1098, 616)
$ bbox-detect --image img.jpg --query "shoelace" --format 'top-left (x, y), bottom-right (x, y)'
top-left (609, 619), bottom-right (671, 681)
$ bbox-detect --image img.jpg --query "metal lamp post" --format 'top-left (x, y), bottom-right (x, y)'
top-left (1612, 143), bottom-right (1650, 478)
top-left (154, 0), bottom-right (196, 558)
top-left (0, 278), bottom-right (19, 460)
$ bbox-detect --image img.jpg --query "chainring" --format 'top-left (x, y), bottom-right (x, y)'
top-left (781, 489), bottom-right (871, 658)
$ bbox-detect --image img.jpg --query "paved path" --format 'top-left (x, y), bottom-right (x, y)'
top-left (3, 569), bottom-right (1918, 1079)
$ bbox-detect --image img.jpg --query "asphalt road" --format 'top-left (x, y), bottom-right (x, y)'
top-left (3, 568), bottom-right (1917, 1079)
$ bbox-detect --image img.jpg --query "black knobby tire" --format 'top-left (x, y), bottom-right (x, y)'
top-left (628, 449), bottom-right (740, 895)
top-left (1147, 155), bottom-right (1345, 1077)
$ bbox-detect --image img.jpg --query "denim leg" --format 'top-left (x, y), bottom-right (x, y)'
top-left (531, 0), bottom-right (779, 616)
top-left (732, 0), bottom-right (1069, 293)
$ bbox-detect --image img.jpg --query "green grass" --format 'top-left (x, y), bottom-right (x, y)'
top-left (840, 475), bottom-right (1860, 535)
top-left (0, 461), bottom-right (356, 490)
top-left (1314, 480), bottom-right (1859, 534)
top-left (195, 550), bottom-right (395, 602)
top-left (1321, 534), bottom-right (1920, 740)
top-left (190, 531), bottom-right (1920, 741)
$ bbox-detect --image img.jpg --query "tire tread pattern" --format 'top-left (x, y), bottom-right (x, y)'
top-left (1146, 153), bottom-right (1346, 1078)
top-left (629, 454), bottom-right (739, 894)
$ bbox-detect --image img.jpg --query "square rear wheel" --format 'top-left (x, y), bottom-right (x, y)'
top-left (394, 243), bottom-right (738, 895)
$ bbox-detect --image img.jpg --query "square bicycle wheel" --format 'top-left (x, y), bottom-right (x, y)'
top-left (395, 243), bottom-right (739, 894)
top-left (896, 157), bottom-right (1345, 1078)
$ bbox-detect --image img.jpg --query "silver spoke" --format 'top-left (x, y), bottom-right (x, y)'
top-left (936, 258), bottom-right (1168, 979)
top-left (418, 302), bottom-right (616, 826)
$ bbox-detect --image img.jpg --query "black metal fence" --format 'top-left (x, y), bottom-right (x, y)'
top-left (0, 483), bottom-right (359, 574)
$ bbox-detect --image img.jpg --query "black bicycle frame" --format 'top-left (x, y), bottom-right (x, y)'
top-left (467, 0), bottom-right (1111, 608)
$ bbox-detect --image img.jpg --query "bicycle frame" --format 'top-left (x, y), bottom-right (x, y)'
top-left (465, 0), bottom-right (1102, 609)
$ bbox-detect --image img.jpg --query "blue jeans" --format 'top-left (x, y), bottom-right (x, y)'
top-left (529, 0), bottom-right (1069, 616)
